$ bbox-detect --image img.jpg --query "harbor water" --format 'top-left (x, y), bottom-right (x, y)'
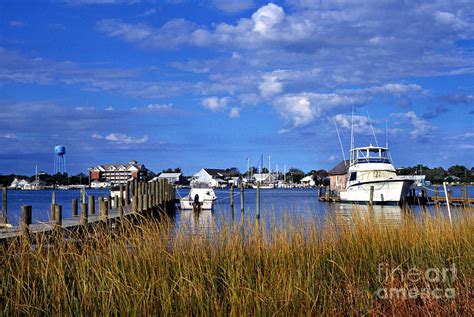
top-left (3, 186), bottom-right (472, 229)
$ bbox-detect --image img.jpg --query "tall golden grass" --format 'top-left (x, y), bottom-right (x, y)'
top-left (1, 206), bottom-right (472, 315)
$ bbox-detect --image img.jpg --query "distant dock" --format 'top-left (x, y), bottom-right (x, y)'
top-left (318, 185), bottom-right (474, 205)
top-left (0, 180), bottom-right (176, 241)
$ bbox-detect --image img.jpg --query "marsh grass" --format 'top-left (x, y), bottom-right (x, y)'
top-left (0, 206), bottom-right (472, 315)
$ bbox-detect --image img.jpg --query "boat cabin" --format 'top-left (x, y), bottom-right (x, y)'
top-left (350, 146), bottom-right (391, 165)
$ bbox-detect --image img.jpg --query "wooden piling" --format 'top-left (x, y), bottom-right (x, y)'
top-left (256, 182), bottom-right (260, 220)
top-left (72, 198), bottom-right (78, 217)
top-left (2, 187), bottom-right (7, 224)
top-left (240, 183), bottom-right (245, 214)
top-left (119, 184), bottom-right (124, 207)
top-left (125, 181), bottom-right (130, 205)
top-left (369, 186), bottom-right (374, 205)
top-left (51, 191), bottom-right (56, 204)
top-left (138, 194), bottom-right (143, 213)
top-left (88, 195), bottom-right (95, 215)
top-left (230, 185), bottom-right (234, 218)
top-left (107, 195), bottom-right (112, 210)
top-left (80, 203), bottom-right (88, 226)
top-left (132, 191), bottom-right (138, 213)
top-left (435, 186), bottom-right (439, 204)
top-left (99, 197), bottom-right (108, 222)
top-left (50, 203), bottom-right (56, 222)
top-left (54, 204), bottom-right (62, 226)
top-left (114, 195), bottom-right (118, 209)
top-left (20, 205), bottom-right (32, 237)
top-left (325, 186), bottom-right (330, 201)
top-left (98, 197), bottom-right (105, 218)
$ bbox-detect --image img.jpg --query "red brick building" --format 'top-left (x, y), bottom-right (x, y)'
top-left (89, 160), bottom-right (148, 185)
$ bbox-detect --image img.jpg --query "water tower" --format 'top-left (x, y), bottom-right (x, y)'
top-left (54, 145), bottom-right (66, 174)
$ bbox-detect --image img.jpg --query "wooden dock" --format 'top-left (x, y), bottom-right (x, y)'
top-left (317, 185), bottom-right (474, 205)
top-left (0, 179), bottom-right (176, 241)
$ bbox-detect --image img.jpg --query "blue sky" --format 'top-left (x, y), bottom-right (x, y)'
top-left (0, 0), bottom-right (473, 175)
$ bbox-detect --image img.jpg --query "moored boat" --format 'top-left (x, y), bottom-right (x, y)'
top-left (180, 187), bottom-right (217, 210)
top-left (339, 145), bottom-right (414, 204)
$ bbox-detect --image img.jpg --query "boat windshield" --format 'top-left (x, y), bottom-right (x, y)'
top-left (352, 147), bottom-right (391, 164)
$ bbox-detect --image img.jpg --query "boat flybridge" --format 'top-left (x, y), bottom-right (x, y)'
top-left (339, 145), bottom-right (414, 204)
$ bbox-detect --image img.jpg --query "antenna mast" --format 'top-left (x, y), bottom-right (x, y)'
top-left (366, 111), bottom-right (379, 147)
top-left (350, 106), bottom-right (354, 164)
top-left (333, 118), bottom-right (347, 166)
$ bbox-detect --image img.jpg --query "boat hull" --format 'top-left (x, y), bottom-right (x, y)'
top-left (340, 179), bottom-right (414, 204)
top-left (180, 199), bottom-right (214, 210)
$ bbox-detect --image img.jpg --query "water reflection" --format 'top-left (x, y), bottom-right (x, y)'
top-left (330, 203), bottom-right (403, 228)
top-left (178, 209), bottom-right (215, 237)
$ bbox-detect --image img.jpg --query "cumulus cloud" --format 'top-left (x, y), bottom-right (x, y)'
top-left (273, 92), bottom-right (367, 128)
top-left (9, 21), bottom-right (26, 28)
top-left (259, 71), bottom-right (285, 97)
top-left (93, 132), bottom-right (149, 144)
top-left (229, 107), bottom-right (240, 118)
top-left (201, 96), bottom-right (229, 111)
top-left (138, 8), bottom-right (157, 17)
top-left (391, 111), bottom-right (432, 140)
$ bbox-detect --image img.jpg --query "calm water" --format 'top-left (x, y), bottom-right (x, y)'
top-left (4, 186), bottom-right (472, 229)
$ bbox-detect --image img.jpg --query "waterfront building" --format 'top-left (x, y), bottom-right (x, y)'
top-left (157, 172), bottom-right (183, 185)
top-left (328, 160), bottom-right (350, 193)
top-left (9, 178), bottom-right (30, 190)
top-left (192, 168), bottom-right (230, 188)
top-left (300, 175), bottom-right (316, 187)
top-left (89, 160), bottom-right (148, 185)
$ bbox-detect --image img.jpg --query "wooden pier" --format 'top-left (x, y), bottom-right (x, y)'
top-left (318, 185), bottom-right (474, 206)
top-left (0, 179), bottom-right (176, 241)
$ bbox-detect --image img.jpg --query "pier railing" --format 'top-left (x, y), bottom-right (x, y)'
top-left (0, 179), bottom-right (176, 240)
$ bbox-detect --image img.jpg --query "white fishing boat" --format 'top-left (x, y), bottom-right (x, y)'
top-left (180, 187), bottom-right (217, 210)
top-left (339, 145), bottom-right (414, 204)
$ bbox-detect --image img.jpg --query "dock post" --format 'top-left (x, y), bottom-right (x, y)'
top-left (54, 204), bottom-right (62, 226)
top-left (318, 187), bottom-right (322, 199)
top-left (2, 187), bottom-right (7, 224)
top-left (88, 195), bottom-right (95, 215)
top-left (369, 186), bottom-right (374, 205)
top-left (435, 186), bottom-right (439, 205)
top-left (325, 186), bottom-right (330, 201)
top-left (132, 191), bottom-right (138, 213)
top-left (114, 195), bottom-right (118, 210)
top-left (256, 182), bottom-right (260, 220)
top-left (125, 181), bottom-right (130, 205)
top-left (107, 195), bottom-right (112, 210)
top-left (240, 183), bottom-right (245, 214)
top-left (230, 185), bottom-right (234, 219)
top-left (52, 191), bottom-right (56, 204)
top-left (119, 184), bottom-right (124, 207)
top-left (99, 197), bottom-right (108, 222)
top-left (138, 194), bottom-right (143, 213)
top-left (72, 198), bottom-right (78, 217)
top-left (20, 205), bottom-right (32, 238)
top-left (80, 203), bottom-right (88, 226)
top-left (462, 187), bottom-right (468, 206)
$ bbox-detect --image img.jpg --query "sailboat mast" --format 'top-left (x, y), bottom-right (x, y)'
top-left (350, 106), bottom-right (354, 164)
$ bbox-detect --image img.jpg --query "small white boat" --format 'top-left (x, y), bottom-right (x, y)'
top-left (180, 188), bottom-right (217, 210)
top-left (251, 182), bottom-right (275, 189)
top-left (339, 145), bottom-right (414, 204)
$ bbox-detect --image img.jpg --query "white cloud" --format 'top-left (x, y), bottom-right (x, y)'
top-left (202, 96), bottom-right (229, 111)
top-left (259, 71), bottom-right (285, 97)
top-left (229, 107), bottom-right (240, 118)
top-left (138, 8), bottom-right (157, 17)
top-left (273, 95), bottom-right (317, 128)
top-left (252, 3), bottom-right (285, 34)
top-left (92, 132), bottom-right (148, 144)
top-left (105, 106), bottom-right (114, 111)
top-left (334, 114), bottom-right (379, 135)
top-left (391, 111), bottom-right (432, 140)
top-left (0, 133), bottom-right (17, 139)
top-left (273, 92), bottom-right (367, 128)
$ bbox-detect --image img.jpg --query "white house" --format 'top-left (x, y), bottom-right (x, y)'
top-left (157, 172), bottom-right (182, 184)
top-left (192, 168), bottom-right (230, 188)
top-left (9, 178), bottom-right (30, 190)
top-left (24, 179), bottom-right (46, 190)
top-left (300, 175), bottom-right (316, 187)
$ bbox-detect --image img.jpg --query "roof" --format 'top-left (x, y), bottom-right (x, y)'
top-left (301, 175), bottom-right (314, 182)
top-left (203, 168), bottom-right (230, 177)
top-left (328, 160), bottom-right (350, 175)
top-left (92, 162), bottom-right (146, 172)
top-left (158, 172), bottom-right (182, 178)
